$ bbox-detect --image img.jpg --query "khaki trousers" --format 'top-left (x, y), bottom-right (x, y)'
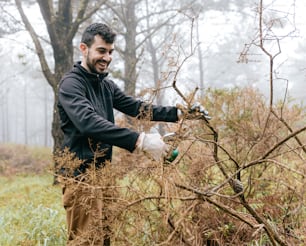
top-left (62, 183), bottom-right (110, 246)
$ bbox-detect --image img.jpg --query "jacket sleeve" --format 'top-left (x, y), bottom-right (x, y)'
top-left (112, 81), bottom-right (179, 122)
top-left (58, 77), bottom-right (139, 152)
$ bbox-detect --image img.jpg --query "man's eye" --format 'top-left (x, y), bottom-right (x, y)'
top-left (97, 49), bottom-right (113, 55)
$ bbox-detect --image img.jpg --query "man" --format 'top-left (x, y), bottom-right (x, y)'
top-left (57, 23), bottom-right (209, 245)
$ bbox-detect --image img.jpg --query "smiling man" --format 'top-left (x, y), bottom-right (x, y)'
top-left (57, 23), bottom-right (181, 245)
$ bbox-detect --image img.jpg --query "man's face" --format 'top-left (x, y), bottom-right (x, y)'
top-left (80, 35), bottom-right (114, 74)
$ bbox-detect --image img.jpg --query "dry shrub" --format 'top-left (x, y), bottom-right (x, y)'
top-left (55, 86), bottom-right (306, 245)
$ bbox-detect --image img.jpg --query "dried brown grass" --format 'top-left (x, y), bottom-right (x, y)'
top-left (0, 144), bottom-right (52, 176)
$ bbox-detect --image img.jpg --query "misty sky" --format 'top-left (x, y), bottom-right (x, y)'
top-left (0, 0), bottom-right (305, 146)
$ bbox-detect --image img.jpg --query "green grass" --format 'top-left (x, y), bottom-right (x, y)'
top-left (0, 174), bottom-right (66, 246)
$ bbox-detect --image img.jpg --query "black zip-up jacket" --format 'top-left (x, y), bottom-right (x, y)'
top-left (58, 62), bottom-right (178, 172)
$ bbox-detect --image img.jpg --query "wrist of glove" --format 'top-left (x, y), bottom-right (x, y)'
top-left (136, 132), bottom-right (168, 161)
top-left (177, 102), bottom-right (211, 120)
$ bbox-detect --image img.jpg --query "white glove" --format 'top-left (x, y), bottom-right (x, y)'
top-left (136, 132), bottom-right (168, 161)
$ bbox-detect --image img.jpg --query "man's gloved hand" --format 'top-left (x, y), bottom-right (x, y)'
top-left (177, 102), bottom-right (211, 120)
top-left (136, 132), bottom-right (168, 161)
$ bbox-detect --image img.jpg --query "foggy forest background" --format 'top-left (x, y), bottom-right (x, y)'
top-left (0, 0), bottom-right (305, 148)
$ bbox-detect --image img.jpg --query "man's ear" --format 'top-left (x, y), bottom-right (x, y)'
top-left (79, 43), bottom-right (87, 54)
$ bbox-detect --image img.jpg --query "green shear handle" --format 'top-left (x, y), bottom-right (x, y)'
top-left (163, 132), bottom-right (179, 163)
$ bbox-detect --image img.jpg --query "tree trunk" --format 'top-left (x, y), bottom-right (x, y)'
top-left (15, 0), bottom-right (104, 153)
top-left (123, 0), bottom-right (137, 96)
top-left (24, 82), bottom-right (28, 145)
top-left (43, 84), bottom-right (49, 147)
top-left (50, 47), bottom-right (74, 152)
top-left (196, 20), bottom-right (205, 98)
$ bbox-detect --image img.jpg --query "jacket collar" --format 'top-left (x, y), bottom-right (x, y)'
top-left (75, 61), bottom-right (109, 81)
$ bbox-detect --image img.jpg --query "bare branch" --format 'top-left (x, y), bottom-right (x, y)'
top-left (15, 0), bottom-right (54, 86)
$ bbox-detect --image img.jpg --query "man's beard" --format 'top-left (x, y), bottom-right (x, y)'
top-left (86, 56), bottom-right (109, 74)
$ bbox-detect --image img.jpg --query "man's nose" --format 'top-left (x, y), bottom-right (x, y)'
top-left (103, 52), bottom-right (112, 61)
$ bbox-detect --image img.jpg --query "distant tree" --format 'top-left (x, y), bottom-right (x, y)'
top-left (101, 0), bottom-right (185, 97)
top-left (0, 1), bottom-right (20, 143)
top-left (14, 0), bottom-right (107, 152)
top-left (0, 81), bottom-right (9, 142)
top-left (0, 1), bottom-right (22, 37)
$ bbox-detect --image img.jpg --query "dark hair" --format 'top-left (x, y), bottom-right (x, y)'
top-left (81, 23), bottom-right (116, 47)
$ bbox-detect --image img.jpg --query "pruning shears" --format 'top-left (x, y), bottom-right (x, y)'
top-left (163, 132), bottom-right (179, 163)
